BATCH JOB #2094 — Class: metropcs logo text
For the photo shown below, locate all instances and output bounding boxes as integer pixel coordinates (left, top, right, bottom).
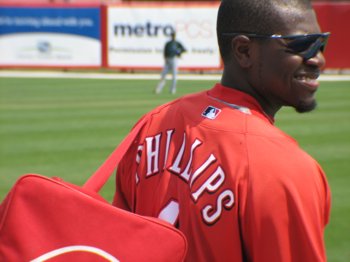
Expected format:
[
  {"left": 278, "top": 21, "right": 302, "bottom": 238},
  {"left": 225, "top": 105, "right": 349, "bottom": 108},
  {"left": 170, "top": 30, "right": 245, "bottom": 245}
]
[
  {"left": 113, "top": 21, "right": 214, "bottom": 39},
  {"left": 114, "top": 21, "right": 174, "bottom": 37}
]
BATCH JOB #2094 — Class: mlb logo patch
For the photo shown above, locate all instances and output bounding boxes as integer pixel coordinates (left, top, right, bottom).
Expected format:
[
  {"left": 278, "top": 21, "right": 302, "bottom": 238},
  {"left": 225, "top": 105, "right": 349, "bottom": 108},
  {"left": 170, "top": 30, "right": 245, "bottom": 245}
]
[{"left": 202, "top": 106, "right": 221, "bottom": 120}]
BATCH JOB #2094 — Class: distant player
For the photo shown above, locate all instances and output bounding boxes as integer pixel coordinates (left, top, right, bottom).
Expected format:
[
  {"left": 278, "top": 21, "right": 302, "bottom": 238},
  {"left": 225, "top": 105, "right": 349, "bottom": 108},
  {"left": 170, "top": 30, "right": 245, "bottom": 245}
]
[
  {"left": 155, "top": 31, "right": 186, "bottom": 94},
  {"left": 114, "top": 0, "right": 331, "bottom": 261}
]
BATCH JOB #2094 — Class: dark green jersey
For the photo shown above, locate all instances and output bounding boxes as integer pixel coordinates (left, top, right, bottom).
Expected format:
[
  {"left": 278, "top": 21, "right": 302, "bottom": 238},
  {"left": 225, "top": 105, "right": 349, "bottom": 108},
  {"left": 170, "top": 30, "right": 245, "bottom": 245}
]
[{"left": 164, "top": 40, "right": 186, "bottom": 58}]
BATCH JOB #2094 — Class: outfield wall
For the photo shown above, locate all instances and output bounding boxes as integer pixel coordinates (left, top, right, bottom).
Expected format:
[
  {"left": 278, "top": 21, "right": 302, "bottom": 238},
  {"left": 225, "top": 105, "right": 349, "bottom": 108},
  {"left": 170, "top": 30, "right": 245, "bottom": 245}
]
[
  {"left": 0, "top": 2, "right": 349, "bottom": 71},
  {"left": 313, "top": 2, "right": 350, "bottom": 69}
]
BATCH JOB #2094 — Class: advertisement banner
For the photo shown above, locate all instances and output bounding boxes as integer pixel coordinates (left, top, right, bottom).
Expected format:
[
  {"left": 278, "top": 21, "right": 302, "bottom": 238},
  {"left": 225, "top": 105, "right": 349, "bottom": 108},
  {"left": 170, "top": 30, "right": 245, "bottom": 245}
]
[
  {"left": 107, "top": 3, "right": 221, "bottom": 70},
  {"left": 0, "top": 6, "right": 101, "bottom": 67},
  {"left": 313, "top": 3, "right": 350, "bottom": 69}
]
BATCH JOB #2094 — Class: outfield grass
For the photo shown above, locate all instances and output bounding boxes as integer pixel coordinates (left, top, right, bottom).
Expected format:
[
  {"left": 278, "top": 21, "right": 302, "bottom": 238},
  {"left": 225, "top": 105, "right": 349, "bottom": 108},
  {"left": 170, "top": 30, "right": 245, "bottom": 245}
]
[{"left": 0, "top": 76, "right": 349, "bottom": 261}]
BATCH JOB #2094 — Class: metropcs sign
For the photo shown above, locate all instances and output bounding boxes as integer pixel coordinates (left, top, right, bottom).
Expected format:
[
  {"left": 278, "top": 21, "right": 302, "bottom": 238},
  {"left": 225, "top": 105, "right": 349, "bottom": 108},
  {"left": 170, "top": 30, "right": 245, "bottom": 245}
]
[
  {"left": 107, "top": 3, "right": 221, "bottom": 70},
  {"left": 113, "top": 21, "right": 175, "bottom": 37}
]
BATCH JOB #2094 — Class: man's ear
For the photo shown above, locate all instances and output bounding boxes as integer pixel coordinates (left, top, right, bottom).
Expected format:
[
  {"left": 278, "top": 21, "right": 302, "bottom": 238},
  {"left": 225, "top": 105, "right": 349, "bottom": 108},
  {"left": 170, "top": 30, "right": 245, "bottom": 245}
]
[{"left": 230, "top": 35, "right": 254, "bottom": 68}]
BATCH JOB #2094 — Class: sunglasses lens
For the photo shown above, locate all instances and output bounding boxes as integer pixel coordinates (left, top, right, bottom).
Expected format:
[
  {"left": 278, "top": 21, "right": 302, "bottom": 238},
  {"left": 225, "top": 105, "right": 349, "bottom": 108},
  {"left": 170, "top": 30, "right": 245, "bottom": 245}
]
[
  {"left": 287, "top": 34, "right": 328, "bottom": 59},
  {"left": 287, "top": 35, "right": 319, "bottom": 52}
]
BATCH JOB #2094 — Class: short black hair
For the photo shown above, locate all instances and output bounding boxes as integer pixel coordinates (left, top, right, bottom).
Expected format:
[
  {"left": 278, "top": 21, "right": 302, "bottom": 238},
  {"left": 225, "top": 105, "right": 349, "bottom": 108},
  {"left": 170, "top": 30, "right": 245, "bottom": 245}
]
[{"left": 217, "top": 0, "right": 313, "bottom": 62}]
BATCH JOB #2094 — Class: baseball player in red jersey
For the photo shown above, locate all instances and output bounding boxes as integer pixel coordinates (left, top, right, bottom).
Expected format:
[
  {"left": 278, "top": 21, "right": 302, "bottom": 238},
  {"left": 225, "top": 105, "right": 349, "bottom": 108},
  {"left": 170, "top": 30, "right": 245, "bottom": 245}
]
[{"left": 113, "top": 0, "right": 331, "bottom": 261}]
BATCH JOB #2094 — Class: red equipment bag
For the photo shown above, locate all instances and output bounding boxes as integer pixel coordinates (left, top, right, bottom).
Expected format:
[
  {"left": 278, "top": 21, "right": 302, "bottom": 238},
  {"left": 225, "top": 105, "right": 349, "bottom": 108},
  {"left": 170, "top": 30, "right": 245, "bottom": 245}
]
[{"left": 0, "top": 117, "right": 188, "bottom": 261}]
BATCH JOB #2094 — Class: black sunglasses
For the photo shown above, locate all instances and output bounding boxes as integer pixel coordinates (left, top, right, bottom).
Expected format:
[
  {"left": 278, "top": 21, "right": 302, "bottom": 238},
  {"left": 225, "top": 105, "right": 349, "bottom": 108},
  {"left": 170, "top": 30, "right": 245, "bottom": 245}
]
[{"left": 222, "top": 32, "right": 330, "bottom": 60}]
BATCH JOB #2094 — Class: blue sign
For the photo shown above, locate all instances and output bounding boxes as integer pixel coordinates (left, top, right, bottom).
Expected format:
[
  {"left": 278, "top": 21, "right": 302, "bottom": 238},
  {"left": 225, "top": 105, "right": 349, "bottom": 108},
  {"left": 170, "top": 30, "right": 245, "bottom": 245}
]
[{"left": 0, "top": 7, "right": 100, "bottom": 39}]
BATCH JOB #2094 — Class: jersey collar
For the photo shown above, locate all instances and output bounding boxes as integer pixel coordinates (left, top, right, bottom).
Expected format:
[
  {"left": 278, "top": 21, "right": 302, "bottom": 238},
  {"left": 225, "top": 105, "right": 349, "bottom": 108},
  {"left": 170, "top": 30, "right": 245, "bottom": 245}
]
[{"left": 208, "top": 83, "right": 275, "bottom": 124}]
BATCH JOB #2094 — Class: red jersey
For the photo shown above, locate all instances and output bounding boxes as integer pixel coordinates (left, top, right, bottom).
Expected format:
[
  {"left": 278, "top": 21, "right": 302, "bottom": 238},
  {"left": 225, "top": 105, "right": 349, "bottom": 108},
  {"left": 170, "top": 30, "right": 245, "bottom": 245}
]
[{"left": 113, "top": 83, "right": 331, "bottom": 261}]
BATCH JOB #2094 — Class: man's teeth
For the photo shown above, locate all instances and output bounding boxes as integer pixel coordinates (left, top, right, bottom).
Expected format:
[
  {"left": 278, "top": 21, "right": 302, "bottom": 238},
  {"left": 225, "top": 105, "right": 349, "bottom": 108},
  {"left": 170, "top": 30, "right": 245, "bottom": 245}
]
[{"left": 295, "top": 75, "right": 316, "bottom": 81}]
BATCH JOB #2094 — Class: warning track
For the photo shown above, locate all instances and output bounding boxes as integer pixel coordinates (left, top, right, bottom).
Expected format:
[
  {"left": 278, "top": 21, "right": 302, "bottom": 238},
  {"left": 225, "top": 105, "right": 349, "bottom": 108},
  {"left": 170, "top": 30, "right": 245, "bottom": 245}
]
[{"left": 0, "top": 70, "right": 349, "bottom": 81}]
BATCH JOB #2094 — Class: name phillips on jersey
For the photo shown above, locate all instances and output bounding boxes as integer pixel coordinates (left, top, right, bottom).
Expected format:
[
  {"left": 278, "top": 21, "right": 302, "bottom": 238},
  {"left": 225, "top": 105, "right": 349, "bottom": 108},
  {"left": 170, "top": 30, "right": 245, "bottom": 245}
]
[{"left": 133, "top": 127, "right": 235, "bottom": 226}]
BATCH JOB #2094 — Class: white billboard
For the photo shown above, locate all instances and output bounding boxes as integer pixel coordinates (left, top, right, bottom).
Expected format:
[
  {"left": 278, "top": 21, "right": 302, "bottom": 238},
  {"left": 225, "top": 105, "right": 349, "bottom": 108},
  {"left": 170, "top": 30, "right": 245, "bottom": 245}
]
[
  {"left": 0, "top": 33, "right": 101, "bottom": 66},
  {"left": 107, "top": 3, "right": 221, "bottom": 70},
  {"left": 0, "top": 6, "right": 101, "bottom": 68}
]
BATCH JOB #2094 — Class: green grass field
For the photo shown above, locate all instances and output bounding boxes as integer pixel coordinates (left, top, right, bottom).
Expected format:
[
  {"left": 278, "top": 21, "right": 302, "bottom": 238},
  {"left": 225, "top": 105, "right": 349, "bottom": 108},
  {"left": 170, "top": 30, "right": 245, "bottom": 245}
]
[{"left": 0, "top": 76, "right": 349, "bottom": 261}]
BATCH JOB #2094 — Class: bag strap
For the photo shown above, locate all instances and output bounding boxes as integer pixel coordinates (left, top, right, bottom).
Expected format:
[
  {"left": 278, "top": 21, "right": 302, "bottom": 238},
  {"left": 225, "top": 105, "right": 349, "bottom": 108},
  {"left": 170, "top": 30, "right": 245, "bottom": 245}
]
[{"left": 83, "top": 116, "right": 148, "bottom": 192}]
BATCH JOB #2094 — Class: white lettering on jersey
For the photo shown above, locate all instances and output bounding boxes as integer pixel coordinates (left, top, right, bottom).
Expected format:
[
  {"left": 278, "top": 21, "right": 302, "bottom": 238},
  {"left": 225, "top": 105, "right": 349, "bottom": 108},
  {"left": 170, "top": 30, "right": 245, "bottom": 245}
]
[
  {"left": 136, "top": 145, "right": 143, "bottom": 164},
  {"left": 202, "top": 189, "right": 235, "bottom": 224},
  {"left": 136, "top": 130, "right": 235, "bottom": 226},
  {"left": 145, "top": 133, "right": 161, "bottom": 176},
  {"left": 190, "top": 154, "right": 216, "bottom": 187},
  {"left": 135, "top": 145, "right": 143, "bottom": 184},
  {"left": 169, "top": 133, "right": 186, "bottom": 174},
  {"left": 192, "top": 166, "right": 225, "bottom": 202},
  {"left": 158, "top": 200, "right": 180, "bottom": 225},
  {"left": 164, "top": 129, "right": 175, "bottom": 168},
  {"left": 180, "top": 139, "right": 202, "bottom": 182}
]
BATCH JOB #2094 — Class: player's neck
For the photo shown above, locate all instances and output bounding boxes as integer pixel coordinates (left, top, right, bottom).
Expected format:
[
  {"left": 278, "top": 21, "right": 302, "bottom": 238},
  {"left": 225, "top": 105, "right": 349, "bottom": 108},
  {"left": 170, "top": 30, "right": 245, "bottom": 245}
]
[{"left": 221, "top": 71, "right": 280, "bottom": 118}]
